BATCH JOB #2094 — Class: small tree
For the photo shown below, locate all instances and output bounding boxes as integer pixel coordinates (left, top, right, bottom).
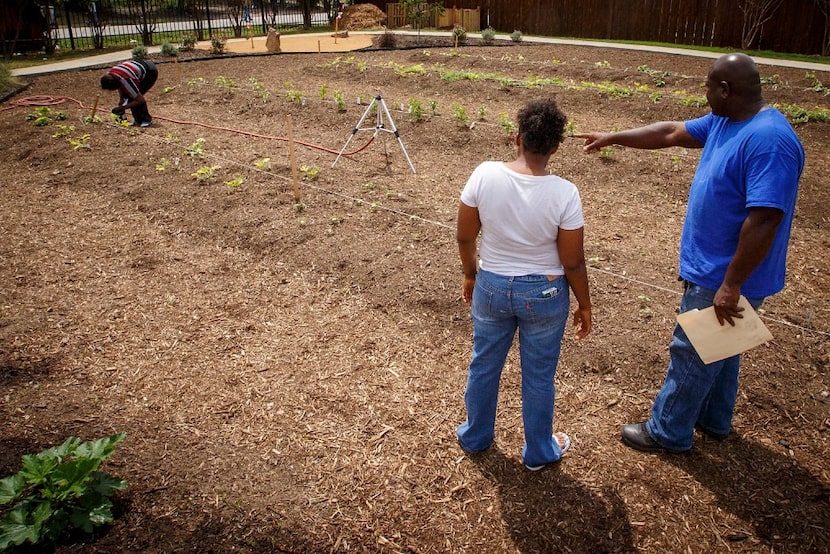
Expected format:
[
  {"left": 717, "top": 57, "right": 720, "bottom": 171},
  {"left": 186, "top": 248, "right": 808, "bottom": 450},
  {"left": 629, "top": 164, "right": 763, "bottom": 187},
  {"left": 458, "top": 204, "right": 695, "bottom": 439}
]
[
  {"left": 401, "top": 0, "right": 445, "bottom": 44},
  {"left": 738, "top": 0, "right": 783, "bottom": 50}
]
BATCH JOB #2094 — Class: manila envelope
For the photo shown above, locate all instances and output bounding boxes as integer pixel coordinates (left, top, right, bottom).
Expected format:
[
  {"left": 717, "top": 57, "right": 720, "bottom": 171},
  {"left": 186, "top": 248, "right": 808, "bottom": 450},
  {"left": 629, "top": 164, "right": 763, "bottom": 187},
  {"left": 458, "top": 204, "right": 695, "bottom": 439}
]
[{"left": 676, "top": 295, "right": 773, "bottom": 364}]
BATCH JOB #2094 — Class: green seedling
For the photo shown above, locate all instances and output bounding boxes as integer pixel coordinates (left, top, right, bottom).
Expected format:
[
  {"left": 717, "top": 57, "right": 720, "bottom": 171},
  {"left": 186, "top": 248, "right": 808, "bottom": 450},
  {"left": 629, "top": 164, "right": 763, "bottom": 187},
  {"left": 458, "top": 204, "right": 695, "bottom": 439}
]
[
  {"left": 477, "top": 105, "right": 487, "bottom": 120},
  {"left": 224, "top": 177, "right": 244, "bottom": 188},
  {"left": 451, "top": 103, "right": 469, "bottom": 126},
  {"left": 214, "top": 75, "right": 238, "bottom": 94},
  {"left": 498, "top": 112, "right": 515, "bottom": 134},
  {"left": 333, "top": 90, "right": 346, "bottom": 112},
  {"left": 185, "top": 138, "right": 206, "bottom": 157},
  {"left": 254, "top": 158, "right": 271, "bottom": 170},
  {"left": 408, "top": 98, "right": 423, "bottom": 121},
  {"left": 428, "top": 99, "right": 439, "bottom": 115},
  {"left": 67, "top": 134, "right": 91, "bottom": 150},
  {"left": 156, "top": 157, "right": 180, "bottom": 171},
  {"left": 191, "top": 164, "right": 220, "bottom": 182},
  {"left": 599, "top": 146, "right": 615, "bottom": 159},
  {"left": 250, "top": 78, "right": 270, "bottom": 101},
  {"left": 299, "top": 165, "right": 319, "bottom": 180},
  {"left": 318, "top": 84, "right": 329, "bottom": 99}
]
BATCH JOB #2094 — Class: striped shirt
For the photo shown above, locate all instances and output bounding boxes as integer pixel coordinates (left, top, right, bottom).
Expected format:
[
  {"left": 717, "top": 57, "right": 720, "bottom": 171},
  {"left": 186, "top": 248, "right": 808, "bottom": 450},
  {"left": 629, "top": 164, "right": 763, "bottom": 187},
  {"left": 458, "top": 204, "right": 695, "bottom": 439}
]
[{"left": 107, "top": 61, "right": 146, "bottom": 99}]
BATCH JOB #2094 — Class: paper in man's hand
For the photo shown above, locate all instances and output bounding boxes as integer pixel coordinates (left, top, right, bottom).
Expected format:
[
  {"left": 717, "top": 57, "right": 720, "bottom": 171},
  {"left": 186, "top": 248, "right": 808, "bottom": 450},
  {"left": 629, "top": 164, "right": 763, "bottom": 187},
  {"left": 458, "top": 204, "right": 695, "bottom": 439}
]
[{"left": 676, "top": 295, "right": 773, "bottom": 364}]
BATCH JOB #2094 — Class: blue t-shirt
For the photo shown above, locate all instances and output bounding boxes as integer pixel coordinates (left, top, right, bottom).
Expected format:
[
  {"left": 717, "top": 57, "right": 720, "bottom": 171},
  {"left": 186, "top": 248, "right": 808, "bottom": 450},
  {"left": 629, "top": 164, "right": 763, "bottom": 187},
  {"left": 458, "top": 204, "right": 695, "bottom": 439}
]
[{"left": 681, "top": 109, "right": 803, "bottom": 298}]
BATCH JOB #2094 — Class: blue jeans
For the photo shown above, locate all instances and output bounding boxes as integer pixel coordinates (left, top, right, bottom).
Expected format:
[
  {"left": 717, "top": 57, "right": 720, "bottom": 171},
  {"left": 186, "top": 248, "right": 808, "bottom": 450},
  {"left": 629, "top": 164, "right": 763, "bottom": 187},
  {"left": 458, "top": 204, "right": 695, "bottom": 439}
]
[
  {"left": 646, "top": 282, "right": 764, "bottom": 451},
  {"left": 457, "top": 269, "right": 570, "bottom": 467}
]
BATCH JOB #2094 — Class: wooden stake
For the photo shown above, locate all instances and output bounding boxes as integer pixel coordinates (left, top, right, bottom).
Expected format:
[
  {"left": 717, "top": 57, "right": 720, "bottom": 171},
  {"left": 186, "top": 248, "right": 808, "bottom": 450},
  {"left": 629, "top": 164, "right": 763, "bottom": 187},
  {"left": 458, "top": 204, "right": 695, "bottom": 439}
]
[
  {"left": 335, "top": 17, "right": 338, "bottom": 44},
  {"left": 91, "top": 94, "right": 100, "bottom": 119},
  {"left": 286, "top": 115, "right": 300, "bottom": 202},
  {"left": 317, "top": 39, "right": 321, "bottom": 54}
]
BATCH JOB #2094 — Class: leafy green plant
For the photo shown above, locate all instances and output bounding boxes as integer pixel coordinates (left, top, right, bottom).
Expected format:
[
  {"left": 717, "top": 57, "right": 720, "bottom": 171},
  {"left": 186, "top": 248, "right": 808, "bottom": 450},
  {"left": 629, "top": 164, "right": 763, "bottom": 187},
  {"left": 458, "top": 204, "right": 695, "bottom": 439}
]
[
  {"left": 299, "top": 165, "right": 320, "bottom": 180},
  {"left": 805, "top": 72, "right": 828, "bottom": 95},
  {"left": 407, "top": 98, "right": 423, "bottom": 121},
  {"left": 428, "top": 99, "right": 439, "bottom": 115},
  {"left": 477, "top": 105, "right": 487, "bottom": 120},
  {"left": 318, "top": 84, "right": 329, "bottom": 99},
  {"left": 156, "top": 157, "right": 180, "bottom": 171},
  {"left": 131, "top": 45, "right": 148, "bottom": 59},
  {"left": 509, "top": 30, "right": 523, "bottom": 42},
  {"left": 452, "top": 25, "right": 467, "bottom": 43},
  {"left": 0, "top": 433, "right": 127, "bottom": 551},
  {"left": 498, "top": 112, "right": 515, "bottom": 134},
  {"left": 285, "top": 88, "right": 304, "bottom": 103},
  {"left": 224, "top": 177, "right": 244, "bottom": 188},
  {"left": 333, "top": 90, "right": 346, "bottom": 112},
  {"left": 637, "top": 65, "right": 670, "bottom": 87},
  {"left": 192, "top": 164, "right": 220, "bottom": 182},
  {"left": 180, "top": 34, "right": 197, "bottom": 51},
  {"left": 565, "top": 120, "right": 577, "bottom": 136},
  {"left": 210, "top": 35, "right": 226, "bottom": 54},
  {"left": 599, "top": 146, "right": 615, "bottom": 160},
  {"left": 82, "top": 115, "right": 104, "bottom": 124},
  {"left": 249, "top": 78, "right": 270, "bottom": 100},
  {"left": 160, "top": 41, "right": 178, "bottom": 57},
  {"left": 185, "top": 138, "right": 206, "bottom": 157},
  {"left": 254, "top": 157, "right": 271, "bottom": 170},
  {"left": 451, "top": 103, "right": 469, "bottom": 126},
  {"left": 67, "top": 134, "right": 91, "bottom": 150},
  {"left": 214, "top": 76, "right": 238, "bottom": 94},
  {"left": 187, "top": 77, "right": 206, "bottom": 92},
  {"left": 481, "top": 27, "right": 496, "bottom": 43}
]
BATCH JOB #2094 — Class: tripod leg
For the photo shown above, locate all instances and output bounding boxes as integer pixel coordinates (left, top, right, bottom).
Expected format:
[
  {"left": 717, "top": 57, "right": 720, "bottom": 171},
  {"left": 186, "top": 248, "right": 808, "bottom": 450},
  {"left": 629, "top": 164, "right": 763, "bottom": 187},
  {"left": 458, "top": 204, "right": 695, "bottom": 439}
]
[
  {"left": 377, "top": 97, "right": 416, "bottom": 174},
  {"left": 332, "top": 97, "right": 379, "bottom": 168}
]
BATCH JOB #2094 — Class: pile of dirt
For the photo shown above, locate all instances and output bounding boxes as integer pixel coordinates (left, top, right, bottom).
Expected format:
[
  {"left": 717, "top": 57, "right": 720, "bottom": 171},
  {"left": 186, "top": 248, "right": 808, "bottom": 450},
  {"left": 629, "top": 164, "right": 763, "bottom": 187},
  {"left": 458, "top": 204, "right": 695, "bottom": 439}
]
[{"left": 340, "top": 3, "right": 386, "bottom": 30}]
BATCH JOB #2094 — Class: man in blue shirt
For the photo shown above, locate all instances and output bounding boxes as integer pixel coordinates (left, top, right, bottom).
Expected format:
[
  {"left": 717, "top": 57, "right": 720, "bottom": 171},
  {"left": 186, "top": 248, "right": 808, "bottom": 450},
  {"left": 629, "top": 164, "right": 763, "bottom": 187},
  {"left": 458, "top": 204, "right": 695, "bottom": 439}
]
[{"left": 577, "top": 53, "right": 804, "bottom": 453}]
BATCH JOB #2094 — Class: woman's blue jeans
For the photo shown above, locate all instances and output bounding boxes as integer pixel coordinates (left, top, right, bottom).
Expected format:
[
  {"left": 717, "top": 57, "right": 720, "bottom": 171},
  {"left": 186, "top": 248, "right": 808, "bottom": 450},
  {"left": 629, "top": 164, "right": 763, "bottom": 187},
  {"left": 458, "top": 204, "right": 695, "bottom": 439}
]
[
  {"left": 457, "top": 269, "right": 570, "bottom": 467},
  {"left": 646, "top": 282, "right": 764, "bottom": 451}
]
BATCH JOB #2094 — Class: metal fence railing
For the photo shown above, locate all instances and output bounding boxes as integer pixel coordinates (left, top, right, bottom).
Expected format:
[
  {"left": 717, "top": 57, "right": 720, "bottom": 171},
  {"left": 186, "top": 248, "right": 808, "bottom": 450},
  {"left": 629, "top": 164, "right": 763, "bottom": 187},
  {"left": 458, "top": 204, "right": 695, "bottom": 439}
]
[{"left": 11, "top": 1, "right": 338, "bottom": 53}]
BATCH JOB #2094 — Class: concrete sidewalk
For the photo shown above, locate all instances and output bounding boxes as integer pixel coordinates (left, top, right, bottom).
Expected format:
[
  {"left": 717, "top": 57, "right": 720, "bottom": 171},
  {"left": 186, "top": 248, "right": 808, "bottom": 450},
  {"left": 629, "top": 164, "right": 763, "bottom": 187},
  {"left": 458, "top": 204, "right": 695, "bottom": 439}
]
[{"left": 11, "top": 31, "right": 830, "bottom": 77}]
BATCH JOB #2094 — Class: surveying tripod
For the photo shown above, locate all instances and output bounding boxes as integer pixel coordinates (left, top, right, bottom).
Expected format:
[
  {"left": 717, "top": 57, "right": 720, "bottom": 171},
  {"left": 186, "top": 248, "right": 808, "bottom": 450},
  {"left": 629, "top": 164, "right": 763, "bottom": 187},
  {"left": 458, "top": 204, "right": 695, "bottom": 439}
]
[{"left": 332, "top": 94, "right": 416, "bottom": 174}]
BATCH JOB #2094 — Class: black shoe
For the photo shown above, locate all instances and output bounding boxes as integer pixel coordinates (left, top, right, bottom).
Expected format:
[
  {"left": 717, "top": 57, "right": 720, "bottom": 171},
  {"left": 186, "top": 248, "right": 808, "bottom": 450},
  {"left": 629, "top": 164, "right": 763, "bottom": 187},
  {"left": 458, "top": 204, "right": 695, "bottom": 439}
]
[
  {"left": 621, "top": 422, "right": 665, "bottom": 453},
  {"left": 695, "top": 424, "right": 729, "bottom": 441}
]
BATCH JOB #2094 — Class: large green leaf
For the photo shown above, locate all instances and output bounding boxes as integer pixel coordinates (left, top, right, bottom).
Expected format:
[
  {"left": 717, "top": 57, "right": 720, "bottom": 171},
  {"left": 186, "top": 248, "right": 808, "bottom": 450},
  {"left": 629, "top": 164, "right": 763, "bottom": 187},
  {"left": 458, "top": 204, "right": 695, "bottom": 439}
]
[
  {"left": 50, "top": 458, "right": 99, "bottom": 501},
  {"left": 73, "top": 433, "right": 126, "bottom": 462},
  {"left": 91, "top": 472, "right": 128, "bottom": 496},
  {"left": 19, "top": 454, "right": 58, "bottom": 486},
  {"left": 37, "top": 436, "right": 82, "bottom": 463},
  {"left": 0, "top": 505, "right": 43, "bottom": 549},
  {"left": 0, "top": 474, "right": 26, "bottom": 504}
]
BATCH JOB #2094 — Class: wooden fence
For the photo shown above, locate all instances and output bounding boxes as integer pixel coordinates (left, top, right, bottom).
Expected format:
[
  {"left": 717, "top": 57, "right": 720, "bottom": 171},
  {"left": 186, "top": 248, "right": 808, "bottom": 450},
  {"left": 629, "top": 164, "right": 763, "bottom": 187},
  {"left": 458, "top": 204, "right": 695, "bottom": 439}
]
[
  {"left": 360, "top": 0, "right": 828, "bottom": 56},
  {"left": 386, "top": 3, "right": 480, "bottom": 31}
]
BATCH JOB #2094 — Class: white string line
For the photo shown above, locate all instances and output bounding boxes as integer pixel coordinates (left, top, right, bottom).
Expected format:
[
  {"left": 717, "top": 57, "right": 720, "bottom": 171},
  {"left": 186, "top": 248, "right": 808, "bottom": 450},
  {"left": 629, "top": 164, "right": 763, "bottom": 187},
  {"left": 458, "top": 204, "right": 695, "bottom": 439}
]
[{"left": 127, "top": 121, "right": 828, "bottom": 339}]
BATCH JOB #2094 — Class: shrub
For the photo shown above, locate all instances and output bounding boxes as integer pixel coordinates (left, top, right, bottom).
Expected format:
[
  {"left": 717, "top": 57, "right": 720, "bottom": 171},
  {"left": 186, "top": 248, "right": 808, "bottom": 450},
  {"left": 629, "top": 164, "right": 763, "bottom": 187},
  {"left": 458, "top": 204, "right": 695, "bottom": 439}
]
[
  {"left": 210, "top": 35, "right": 226, "bottom": 54},
  {"left": 0, "top": 433, "right": 128, "bottom": 551},
  {"left": 131, "top": 44, "right": 148, "bottom": 59},
  {"left": 510, "top": 30, "right": 523, "bottom": 42},
  {"left": 180, "top": 34, "right": 197, "bottom": 51},
  {"left": 481, "top": 27, "right": 496, "bottom": 43},
  {"left": 452, "top": 25, "right": 467, "bottom": 43},
  {"left": 160, "top": 41, "right": 178, "bottom": 57}
]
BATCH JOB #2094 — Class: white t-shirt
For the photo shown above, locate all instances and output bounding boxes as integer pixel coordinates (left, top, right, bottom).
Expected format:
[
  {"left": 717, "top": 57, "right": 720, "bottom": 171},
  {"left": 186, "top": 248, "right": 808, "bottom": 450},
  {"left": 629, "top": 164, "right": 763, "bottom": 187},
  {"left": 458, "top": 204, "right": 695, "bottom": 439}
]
[{"left": 460, "top": 161, "right": 584, "bottom": 276}]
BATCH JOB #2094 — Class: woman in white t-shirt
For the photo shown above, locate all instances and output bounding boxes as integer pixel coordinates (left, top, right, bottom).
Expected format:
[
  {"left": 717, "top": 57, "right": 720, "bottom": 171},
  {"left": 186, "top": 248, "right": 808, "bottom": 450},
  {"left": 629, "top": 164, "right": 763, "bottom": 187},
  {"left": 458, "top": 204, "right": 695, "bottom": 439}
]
[{"left": 456, "top": 98, "right": 592, "bottom": 471}]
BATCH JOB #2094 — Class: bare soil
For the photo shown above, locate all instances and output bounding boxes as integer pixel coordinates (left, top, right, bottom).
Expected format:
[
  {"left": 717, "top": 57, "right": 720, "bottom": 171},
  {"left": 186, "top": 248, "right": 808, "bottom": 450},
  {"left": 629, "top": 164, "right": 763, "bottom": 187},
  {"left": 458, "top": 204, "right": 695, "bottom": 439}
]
[{"left": 1, "top": 35, "right": 829, "bottom": 553}]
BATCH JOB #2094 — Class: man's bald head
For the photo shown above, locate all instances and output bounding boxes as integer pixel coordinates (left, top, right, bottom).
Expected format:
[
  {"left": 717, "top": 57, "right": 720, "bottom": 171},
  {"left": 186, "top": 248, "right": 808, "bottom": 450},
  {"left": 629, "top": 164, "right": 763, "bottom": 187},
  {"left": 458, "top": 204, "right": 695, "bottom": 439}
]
[{"left": 705, "top": 53, "right": 765, "bottom": 120}]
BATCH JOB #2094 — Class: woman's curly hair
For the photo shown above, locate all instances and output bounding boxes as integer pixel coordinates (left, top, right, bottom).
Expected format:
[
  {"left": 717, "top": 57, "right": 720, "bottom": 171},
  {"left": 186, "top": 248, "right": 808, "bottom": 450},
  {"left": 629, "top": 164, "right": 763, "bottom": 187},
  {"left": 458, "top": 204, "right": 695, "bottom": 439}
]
[{"left": 517, "top": 98, "right": 567, "bottom": 154}]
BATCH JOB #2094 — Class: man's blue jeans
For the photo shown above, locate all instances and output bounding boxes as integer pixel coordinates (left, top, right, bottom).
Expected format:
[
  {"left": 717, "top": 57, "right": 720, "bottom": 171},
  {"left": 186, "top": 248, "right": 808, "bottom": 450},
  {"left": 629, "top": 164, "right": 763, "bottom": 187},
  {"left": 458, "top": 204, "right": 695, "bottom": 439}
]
[
  {"left": 646, "top": 282, "right": 764, "bottom": 451},
  {"left": 457, "top": 269, "right": 570, "bottom": 467}
]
